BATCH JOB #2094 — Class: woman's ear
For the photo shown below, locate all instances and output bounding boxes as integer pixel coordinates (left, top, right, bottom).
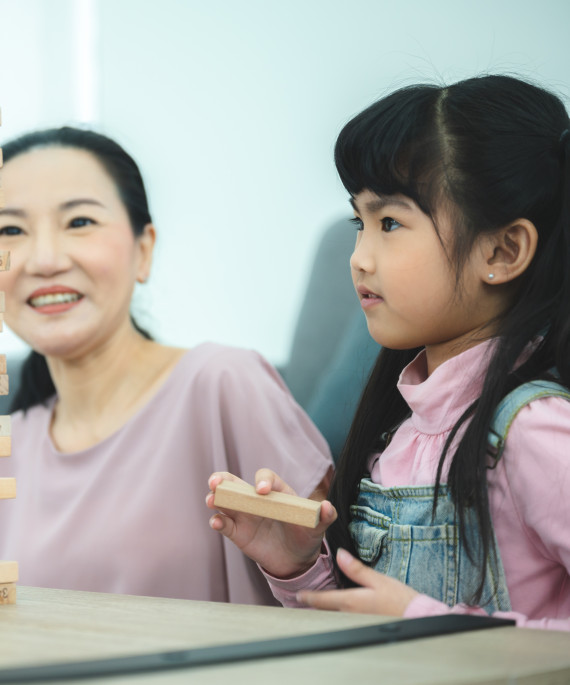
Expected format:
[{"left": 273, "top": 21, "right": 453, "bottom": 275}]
[
  {"left": 479, "top": 219, "right": 538, "bottom": 285},
  {"left": 136, "top": 223, "right": 157, "bottom": 284}
]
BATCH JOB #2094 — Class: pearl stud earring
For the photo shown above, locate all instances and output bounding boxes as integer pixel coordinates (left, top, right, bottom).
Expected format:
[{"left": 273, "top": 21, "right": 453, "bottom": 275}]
[{"left": 488, "top": 274, "right": 495, "bottom": 280}]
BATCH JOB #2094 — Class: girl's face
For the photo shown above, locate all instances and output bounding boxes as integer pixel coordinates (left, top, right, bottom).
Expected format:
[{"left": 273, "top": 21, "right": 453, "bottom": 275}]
[
  {"left": 0, "top": 146, "right": 154, "bottom": 359},
  {"left": 350, "top": 189, "right": 496, "bottom": 373}
]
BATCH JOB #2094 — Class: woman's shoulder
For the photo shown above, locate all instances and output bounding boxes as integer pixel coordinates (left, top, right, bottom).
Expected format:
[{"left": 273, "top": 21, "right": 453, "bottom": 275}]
[
  {"left": 156, "top": 343, "right": 289, "bottom": 411},
  {"left": 183, "top": 342, "right": 283, "bottom": 386},
  {"left": 11, "top": 398, "right": 55, "bottom": 427}
]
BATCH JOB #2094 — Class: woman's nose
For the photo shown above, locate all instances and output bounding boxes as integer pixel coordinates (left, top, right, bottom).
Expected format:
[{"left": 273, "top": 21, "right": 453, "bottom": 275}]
[{"left": 24, "top": 229, "right": 72, "bottom": 277}]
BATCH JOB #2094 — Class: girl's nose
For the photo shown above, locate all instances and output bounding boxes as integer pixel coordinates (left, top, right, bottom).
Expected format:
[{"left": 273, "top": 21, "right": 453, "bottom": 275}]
[{"left": 350, "top": 233, "right": 376, "bottom": 274}]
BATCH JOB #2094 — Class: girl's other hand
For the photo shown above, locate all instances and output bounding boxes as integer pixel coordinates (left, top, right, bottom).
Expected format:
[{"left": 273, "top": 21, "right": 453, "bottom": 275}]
[
  {"left": 206, "top": 469, "right": 337, "bottom": 579},
  {"left": 297, "top": 548, "right": 418, "bottom": 615}
]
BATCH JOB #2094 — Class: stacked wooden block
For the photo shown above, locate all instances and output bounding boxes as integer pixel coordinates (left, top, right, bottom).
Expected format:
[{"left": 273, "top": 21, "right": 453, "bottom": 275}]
[{"left": 0, "top": 107, "right": 16, "bottom": 604}]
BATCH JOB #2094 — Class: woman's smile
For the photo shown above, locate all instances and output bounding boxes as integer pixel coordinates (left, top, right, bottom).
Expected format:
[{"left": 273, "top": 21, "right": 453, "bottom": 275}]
[{"left": 27, "top": 286, "right": 84, "bottom": 315}]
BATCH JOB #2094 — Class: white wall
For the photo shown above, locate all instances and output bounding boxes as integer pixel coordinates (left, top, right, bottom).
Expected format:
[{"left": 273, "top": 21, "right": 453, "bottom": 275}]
[{"left": 1, "top": 0, "right": 569, "bottom": 363}]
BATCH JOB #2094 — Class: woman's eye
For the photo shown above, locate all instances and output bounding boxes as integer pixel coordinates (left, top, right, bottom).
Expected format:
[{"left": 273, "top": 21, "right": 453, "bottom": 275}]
[
  {"left": 69, "top": 217, "right": 95, "bottom": 228},
  {"left": 0, "top": 226, "right": 23, "bottom": 236},
  {"left": 349, "top": 217, "right": 364, "bottom": 231},
  {"left": 381, "top": 217, "right": 401, "bottom": 232}
]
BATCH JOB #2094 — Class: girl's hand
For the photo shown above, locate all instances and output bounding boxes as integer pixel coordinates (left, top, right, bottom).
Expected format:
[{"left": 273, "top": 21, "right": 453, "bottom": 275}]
[
  {"left": 298, "top": 548, "right": 419, "bottom": 615},
  {"left": 206, "top": 469, "right": 337, "bottom": 579}
]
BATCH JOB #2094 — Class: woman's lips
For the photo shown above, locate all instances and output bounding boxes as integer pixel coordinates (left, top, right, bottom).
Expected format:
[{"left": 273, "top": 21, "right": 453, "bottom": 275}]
[{"left": 27, "top": 287, "right": 84, "bottom": 314}]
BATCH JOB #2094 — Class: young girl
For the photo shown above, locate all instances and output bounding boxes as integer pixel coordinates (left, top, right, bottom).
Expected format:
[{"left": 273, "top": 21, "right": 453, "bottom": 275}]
[{"left": 207, "top": 74, "right": 570, "bottom": 630}]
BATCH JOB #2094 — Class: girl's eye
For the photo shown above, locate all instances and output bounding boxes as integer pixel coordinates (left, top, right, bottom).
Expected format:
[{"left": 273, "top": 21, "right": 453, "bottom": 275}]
[
  {"left": 350, "top": 217, "right": 364, "bottom": 231},
  {"left": 69, "top": 217, "right": 95, "bottom": 228},
  {"left": 0, "top": 226, "right": 23, "bottom": 236},
  {"left": 381, "top": 217, "right": 401, "bottom": 232}
]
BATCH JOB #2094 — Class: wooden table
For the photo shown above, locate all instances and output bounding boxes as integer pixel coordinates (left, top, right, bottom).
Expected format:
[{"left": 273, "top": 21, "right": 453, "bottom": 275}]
[{"left": 0, "top": 587, "right": 568, "bottom": 684}]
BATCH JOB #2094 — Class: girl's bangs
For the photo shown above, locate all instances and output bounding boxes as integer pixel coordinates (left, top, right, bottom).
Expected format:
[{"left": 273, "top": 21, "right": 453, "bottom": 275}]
[{"left": 334, "top": 85, "right": 444, "bottom": 217}]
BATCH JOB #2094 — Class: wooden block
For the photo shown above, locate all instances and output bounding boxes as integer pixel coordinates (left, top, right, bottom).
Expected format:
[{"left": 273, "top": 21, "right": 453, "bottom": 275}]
[
  {"left": 0, "top": 291, "right": 5, "bottom": 312},
  {"left": 0, "top": 415, "right": 11, "bottom": 436},
  {"left": 0, "top": 561, "right": 18, "bottom": 584},
  {"left": 214, "top": 480, "right": 321, "bottom": 528},
  {"left": 0, "top": 436, "right": 10, "bottom": 457},
  {"left": 0, "top": 354, "right": 6, "bottom": 374},
  {"left": 0, "top": 252, "right": 9, "bottom": 271},
  {"left": 0, "top": 583, "right": 16, "bottom": 605},
  {"left": 0, "top": 478, "right": 16, "bottom": 499},
  {"left": 0, "top": 375, "right": 8, "bottom": 395}
]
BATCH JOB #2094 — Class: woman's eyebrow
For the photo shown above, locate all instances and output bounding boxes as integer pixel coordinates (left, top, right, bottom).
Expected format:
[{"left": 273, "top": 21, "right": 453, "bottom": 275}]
[
  {"left": 59, "top": 198, "right": 107, "bottom": 211},
  {"left": 0, "top": 207, "right": 25, "bottom": 217},
  {"left": 349, "top": 195, "right": 414, "bottom": 213},
  {"left": 0, "top": 199, "right": 107, "bottom": 217}
]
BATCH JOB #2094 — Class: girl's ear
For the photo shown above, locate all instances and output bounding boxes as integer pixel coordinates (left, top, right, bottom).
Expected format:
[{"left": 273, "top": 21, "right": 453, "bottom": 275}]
[{"left": 480, "top": 219, "right": 538, "bottom": 285}]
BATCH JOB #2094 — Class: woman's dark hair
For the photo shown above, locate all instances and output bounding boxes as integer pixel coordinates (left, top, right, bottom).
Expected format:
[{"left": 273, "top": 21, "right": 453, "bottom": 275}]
[
  {"left": 3, "top": 127, "right": 154, "bottom": 412},
  {"left": 327, "top": 74, "right": 570, "bottom": 604}
]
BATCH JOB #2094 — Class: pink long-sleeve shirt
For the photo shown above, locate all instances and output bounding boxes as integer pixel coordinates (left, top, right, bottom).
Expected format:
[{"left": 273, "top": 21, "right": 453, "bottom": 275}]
[{"left": 267, "top": 341, "right": 570, "bottom": 630}]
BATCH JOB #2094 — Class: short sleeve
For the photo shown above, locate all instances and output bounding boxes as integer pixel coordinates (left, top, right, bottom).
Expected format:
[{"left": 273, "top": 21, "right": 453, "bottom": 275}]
[
  {"left": 191, "top": 345, "right": 333, "bottom": 605},
  {"left": 196, "top": 345, "right": 333, "bottom": 497}
]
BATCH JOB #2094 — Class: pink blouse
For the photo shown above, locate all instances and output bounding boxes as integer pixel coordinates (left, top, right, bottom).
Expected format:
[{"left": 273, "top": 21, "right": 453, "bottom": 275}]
[
  {"left": 0, "top": 343, "right": 332, "bottom": 605},
  {"left": 266, "top": 342, "right": 570, "bottom": 630}
]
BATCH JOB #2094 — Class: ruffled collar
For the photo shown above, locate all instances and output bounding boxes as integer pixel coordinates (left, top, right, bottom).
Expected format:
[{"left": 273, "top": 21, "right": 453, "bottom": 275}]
[{"left": 397, "top": 340, "right": 495, "bottom": 435}]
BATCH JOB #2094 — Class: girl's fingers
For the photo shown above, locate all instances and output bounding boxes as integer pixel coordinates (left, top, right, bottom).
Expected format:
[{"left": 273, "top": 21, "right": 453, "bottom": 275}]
[
  {"left": 319, "top": 500, "right": 338, "bottom": 526},
  {"left": 254, "top": 468, "right": 296, "bottom": 495},
  {"left": 335, "top": 548, "right": 379, "bottom": 587},
  {"left": 208, "top": 512, "right": 237, "bottom": 540},
  {"left": 297, "top": 588, "right": 366, "bottom": 613},
  {"left": 208, "top": 471, "right": 246, "bottom": 492}
]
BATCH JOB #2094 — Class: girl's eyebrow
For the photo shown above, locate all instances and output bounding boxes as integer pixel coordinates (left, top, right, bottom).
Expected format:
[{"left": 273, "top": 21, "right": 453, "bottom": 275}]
[{"left": 349, "top": 195, "right": 414, "bottom": 214}]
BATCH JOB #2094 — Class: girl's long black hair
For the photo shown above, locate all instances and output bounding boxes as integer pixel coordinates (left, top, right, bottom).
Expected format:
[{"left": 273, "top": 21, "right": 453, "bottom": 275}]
[
  {"left": 327, "top": 75, "right": 570, "bottom": 604},
  {"left": 3, "top": 127, "right": 154, "bottom": 413}
]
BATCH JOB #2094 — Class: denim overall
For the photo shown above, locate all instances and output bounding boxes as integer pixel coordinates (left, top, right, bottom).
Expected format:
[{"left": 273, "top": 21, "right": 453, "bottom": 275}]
[{"left": 348, "top": 380, "right": 570, "bottom": 611}]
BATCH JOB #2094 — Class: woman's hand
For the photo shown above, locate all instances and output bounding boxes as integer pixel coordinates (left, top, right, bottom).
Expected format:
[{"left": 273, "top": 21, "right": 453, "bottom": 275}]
[
  {"left": 298, "top": 548, "right": 419, "bottom": 615},
  {"left": 206, "top": 468, "right": 337, "bottom": 579}
]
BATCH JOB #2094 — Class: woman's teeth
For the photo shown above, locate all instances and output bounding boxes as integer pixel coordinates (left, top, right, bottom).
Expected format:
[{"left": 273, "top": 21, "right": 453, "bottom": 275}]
[{"left": 30, "top": 293, "right": 81, "bottom": 307}]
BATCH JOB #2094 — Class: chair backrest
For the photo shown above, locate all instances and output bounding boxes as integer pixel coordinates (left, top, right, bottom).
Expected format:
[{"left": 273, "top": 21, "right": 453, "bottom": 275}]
[
  {"left": 280, "top": 217, "right": 361, "bottom": 407},
  {"left": 280, "top": 218, "right": 379, "bottom": 460}
]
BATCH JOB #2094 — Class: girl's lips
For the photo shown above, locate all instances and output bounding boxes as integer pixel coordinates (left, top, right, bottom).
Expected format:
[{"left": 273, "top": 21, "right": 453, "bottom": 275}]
[
  {"left": 356, "top": 284, "right": 384, "bottom": 308},
  {"left": 360, "top": 292, "right": 384, "bottom": 309}
]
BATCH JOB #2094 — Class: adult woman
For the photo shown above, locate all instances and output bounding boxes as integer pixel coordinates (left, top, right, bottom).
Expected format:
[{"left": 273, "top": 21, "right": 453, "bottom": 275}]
[{"left": 0, "top": 127, "right": 332, "bottom": 604}]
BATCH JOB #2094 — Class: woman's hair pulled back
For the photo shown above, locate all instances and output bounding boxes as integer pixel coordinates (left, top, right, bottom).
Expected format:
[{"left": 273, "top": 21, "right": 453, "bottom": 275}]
[
  {"left": 3, "top": 127, "right": 154, "bottom": 412},
  {"left": 2, "top": 127, "right": 152, "bottom": 236}
]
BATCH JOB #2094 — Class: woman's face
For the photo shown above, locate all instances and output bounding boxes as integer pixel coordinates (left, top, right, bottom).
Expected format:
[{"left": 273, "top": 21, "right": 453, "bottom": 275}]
[{"left": 0, "top": 146, "right": 154, "bottom": 359}]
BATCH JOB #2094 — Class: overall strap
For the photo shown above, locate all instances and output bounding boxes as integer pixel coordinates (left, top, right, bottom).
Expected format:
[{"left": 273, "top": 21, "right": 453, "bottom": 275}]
[{"left": 488, "top": 380, "right": 570, "bottom": 465}]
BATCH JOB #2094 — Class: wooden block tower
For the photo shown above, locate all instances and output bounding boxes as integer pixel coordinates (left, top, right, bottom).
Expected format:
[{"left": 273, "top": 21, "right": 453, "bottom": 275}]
[{"left": 0, "top": 107, "right": 16, "bottom": 604}]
